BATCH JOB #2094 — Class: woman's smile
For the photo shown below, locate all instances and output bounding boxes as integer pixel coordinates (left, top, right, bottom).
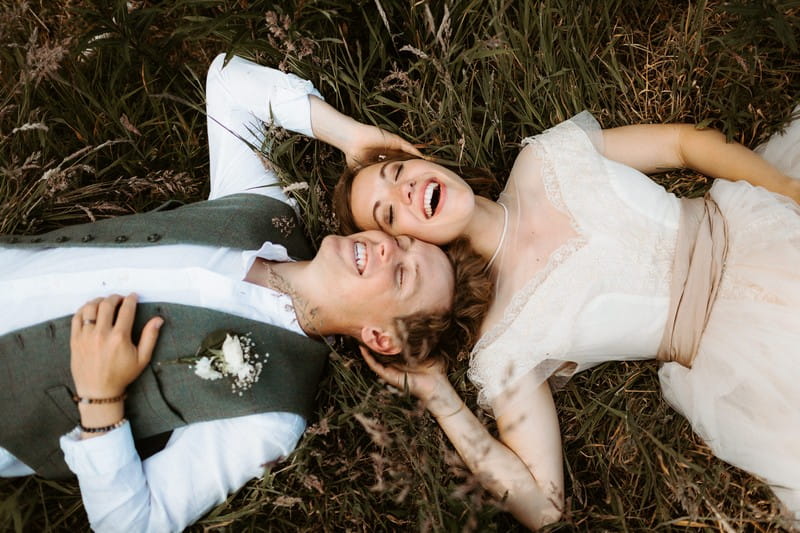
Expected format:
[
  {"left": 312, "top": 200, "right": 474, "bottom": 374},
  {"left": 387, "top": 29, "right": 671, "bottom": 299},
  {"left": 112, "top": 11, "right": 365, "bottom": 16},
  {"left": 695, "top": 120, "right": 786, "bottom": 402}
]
[
  {"left": 350, "top": 158, "right": 475, "bottom": 244},
  {"left": 422, "top": 179, "right": 444, "bottom": 218}
]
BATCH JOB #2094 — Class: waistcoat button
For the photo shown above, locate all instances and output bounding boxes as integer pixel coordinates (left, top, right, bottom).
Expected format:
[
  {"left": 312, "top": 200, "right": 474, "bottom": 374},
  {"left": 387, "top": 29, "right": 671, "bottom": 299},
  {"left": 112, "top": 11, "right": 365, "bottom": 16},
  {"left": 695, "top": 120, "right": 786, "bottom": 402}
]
[
  {"left": 146, "top": 233, "right": 162, "bottom": 242},
  {"left": 82, "top": 234, "right": 94, "bottom": 242},
  {"left": 115, "top": 235, "right": 128, "bottom": 243},
  {"left": 55, "top": 236, "right": 69, "bottom": 242}
]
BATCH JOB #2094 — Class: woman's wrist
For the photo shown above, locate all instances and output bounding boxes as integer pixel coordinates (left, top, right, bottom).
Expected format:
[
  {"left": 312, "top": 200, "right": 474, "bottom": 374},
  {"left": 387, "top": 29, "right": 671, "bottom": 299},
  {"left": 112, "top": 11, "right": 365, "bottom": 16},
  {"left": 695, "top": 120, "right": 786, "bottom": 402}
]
[{"left": 425, "top": 380, "right": 465, "bottom": 418}]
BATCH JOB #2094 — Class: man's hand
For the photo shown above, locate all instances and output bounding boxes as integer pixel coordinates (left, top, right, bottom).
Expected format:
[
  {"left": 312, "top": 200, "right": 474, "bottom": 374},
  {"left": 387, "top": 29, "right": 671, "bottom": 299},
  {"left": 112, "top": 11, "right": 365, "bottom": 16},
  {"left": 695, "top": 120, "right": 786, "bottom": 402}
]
[{"left": 70, "top": 293, "right": 163, "bottom": 399}]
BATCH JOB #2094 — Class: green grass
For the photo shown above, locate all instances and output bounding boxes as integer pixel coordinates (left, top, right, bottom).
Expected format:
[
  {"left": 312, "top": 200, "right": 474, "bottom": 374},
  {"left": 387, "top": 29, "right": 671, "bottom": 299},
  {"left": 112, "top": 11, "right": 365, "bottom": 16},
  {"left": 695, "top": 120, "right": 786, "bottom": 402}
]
[{"left": 2, "top": 0, "right": 799, "bottom": 531}]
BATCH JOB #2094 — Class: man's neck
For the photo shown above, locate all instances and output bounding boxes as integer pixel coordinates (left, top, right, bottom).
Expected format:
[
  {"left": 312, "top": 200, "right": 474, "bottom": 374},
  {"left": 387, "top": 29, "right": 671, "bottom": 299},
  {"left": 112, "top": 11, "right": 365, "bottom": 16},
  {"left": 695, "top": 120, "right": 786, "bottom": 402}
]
[{"left": 244, "top": 257, "right": 333, "bottom": 337}]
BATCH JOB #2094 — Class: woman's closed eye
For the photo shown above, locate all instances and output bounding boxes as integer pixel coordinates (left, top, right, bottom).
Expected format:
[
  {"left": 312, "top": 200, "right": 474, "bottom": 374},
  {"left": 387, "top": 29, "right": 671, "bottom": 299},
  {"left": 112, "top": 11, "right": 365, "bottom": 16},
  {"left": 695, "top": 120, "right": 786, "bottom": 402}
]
[{"left": 385, "top": 205, "right": 394, "bottom": 227}]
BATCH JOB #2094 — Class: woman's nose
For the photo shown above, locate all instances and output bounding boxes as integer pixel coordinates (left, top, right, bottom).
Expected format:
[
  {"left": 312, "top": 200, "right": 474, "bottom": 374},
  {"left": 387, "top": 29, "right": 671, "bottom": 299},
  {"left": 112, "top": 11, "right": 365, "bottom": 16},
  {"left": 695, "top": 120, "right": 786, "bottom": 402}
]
[{"left": 395, "top": 180, "right": 414, "bottom": 205}]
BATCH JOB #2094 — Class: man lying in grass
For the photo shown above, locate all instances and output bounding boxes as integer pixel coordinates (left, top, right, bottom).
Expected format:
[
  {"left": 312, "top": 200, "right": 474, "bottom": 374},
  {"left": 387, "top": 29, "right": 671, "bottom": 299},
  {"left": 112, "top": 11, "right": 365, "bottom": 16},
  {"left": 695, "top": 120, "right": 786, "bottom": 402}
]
[{"left": 0, "top": 54, "right": 489, "bottom": 531}]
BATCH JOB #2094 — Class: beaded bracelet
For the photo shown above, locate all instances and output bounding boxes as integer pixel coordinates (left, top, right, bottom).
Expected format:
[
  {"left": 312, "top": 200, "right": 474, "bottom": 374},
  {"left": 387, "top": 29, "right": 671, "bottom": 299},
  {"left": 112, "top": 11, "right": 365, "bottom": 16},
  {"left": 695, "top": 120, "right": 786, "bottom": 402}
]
[
  {"left": 72, "top": 393, "right": 127, "bottom": 405},
  {"left": 80, "top": 418, "right": 127, "bottom": 434}
]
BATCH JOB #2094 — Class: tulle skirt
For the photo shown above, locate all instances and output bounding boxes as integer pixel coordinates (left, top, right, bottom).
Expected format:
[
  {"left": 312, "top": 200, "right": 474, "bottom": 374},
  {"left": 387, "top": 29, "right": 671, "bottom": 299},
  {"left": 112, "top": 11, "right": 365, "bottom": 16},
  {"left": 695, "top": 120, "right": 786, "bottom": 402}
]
[{"left": 659, "top": 116, "right": 800, "bottom": 523}]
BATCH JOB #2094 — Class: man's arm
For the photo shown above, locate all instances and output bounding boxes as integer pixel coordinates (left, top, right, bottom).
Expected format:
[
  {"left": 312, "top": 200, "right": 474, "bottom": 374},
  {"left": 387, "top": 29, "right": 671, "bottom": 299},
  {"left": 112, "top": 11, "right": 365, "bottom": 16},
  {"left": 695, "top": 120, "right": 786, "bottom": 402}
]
[
  {"left": 206, "top": 54, "right": 420, "bottom": 201},
  {"left": 61, "top": 411, "right": 303, "bottom": 532},
  {"left": 206, "top": 54, "right": 322, "bottom": 201},
  {"left": 62, "top": 294, "right": 304, "bottom": 532}
]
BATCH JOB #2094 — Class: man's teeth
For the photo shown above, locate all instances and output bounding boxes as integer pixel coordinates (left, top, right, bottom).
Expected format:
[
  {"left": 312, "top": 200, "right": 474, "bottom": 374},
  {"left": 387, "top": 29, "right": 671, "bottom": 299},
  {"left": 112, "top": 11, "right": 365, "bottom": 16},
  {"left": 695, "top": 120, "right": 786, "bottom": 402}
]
[
  {"left": 354, "top": 242, "right": 366, "bottom": 274},
  {"left": 424, "top": 182, "right": 440, "bottom": 218}
]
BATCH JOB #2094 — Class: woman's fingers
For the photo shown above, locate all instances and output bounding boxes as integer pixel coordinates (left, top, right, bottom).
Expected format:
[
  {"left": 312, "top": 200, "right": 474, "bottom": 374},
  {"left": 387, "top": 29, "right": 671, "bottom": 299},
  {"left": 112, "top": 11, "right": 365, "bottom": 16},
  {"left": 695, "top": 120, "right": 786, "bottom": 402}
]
[
  {"left": 71, "top": 297, "right": 103, "bottom": 345},
  {"left": 70, "top": 293, "right": 162, "bottom": 397},
  {"left": 359, "top": 346, "right": 386, "bottom": 374},
  {"left": 359, "top": 346, "right": 411, "bottom": 389},
  {"left": 359, "top": 346, "right": 396, "bottom": 379}
]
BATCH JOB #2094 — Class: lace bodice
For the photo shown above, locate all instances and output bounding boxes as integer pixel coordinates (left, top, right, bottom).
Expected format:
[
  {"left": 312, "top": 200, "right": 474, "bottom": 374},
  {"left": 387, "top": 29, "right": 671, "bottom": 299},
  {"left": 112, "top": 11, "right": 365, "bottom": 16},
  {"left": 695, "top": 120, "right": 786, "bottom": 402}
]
[{"left": 469, "top": 113, "right": 682, "bottom": 408}]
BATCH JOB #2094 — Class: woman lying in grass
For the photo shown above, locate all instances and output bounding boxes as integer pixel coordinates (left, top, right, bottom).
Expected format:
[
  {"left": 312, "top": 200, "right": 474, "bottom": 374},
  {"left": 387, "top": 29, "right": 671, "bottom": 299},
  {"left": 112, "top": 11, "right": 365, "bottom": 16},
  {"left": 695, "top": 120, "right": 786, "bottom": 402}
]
[{"left": 333, "top": 110, "right": 800, "bottom": 529}]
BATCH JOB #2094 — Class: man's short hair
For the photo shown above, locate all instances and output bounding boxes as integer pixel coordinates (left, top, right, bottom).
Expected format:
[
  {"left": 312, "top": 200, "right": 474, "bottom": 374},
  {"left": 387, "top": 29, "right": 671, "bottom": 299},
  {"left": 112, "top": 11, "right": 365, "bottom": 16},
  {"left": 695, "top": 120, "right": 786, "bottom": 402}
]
[{"left": 371, "top": 237, "right": 494, "bottom": 369}]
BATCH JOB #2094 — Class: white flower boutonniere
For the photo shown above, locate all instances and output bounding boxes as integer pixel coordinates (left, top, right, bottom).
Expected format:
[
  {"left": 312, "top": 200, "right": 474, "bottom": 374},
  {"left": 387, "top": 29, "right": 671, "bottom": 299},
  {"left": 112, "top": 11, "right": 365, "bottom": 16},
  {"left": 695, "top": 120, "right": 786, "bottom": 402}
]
[{"left": 191, "top": 332, "right": 269, "bottom": 395}]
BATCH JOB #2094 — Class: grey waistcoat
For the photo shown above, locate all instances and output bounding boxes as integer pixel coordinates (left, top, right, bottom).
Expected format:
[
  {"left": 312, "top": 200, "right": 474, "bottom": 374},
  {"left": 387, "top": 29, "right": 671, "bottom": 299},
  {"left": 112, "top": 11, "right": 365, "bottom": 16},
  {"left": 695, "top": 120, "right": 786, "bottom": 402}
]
[{"left": 0, "top": 194, "right": 329, "bottom": 479}]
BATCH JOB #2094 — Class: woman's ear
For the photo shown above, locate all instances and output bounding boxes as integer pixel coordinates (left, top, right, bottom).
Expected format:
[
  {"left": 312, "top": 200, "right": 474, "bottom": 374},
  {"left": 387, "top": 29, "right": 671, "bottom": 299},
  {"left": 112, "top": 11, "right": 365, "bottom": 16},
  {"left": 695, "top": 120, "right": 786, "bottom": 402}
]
[{"left": 360, "top": 325, "right": 402, "bottom": 355}]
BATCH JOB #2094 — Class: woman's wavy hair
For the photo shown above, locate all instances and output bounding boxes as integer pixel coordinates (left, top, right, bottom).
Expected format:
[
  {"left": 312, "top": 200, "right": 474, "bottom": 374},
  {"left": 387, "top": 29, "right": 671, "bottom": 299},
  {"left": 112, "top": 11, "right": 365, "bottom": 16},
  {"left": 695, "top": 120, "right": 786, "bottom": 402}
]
[
  {"left": 367, "top": 236, "right": 494, "bottom": 371},
  {"left": 333, "top": 149, "right": 498, "bottom": 236}
]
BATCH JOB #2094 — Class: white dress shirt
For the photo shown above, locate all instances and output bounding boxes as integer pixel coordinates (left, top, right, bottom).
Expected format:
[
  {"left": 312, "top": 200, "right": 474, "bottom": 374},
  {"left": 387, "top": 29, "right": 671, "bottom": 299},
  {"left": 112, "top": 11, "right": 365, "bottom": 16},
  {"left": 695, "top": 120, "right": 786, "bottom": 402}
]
[{"left": 0, "top": 54, "right": 322, "bottom": 532}]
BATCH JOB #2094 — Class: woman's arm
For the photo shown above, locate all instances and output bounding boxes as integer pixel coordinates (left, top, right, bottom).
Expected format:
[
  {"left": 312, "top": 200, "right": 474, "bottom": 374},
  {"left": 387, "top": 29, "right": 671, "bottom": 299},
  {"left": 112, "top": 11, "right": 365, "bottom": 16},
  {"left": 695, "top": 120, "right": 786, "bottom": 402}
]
[
  {"left": 69, "top": 294, "right": 161, "bottom": 439},
  {"left": 601, "top": 124, "right": 800, "bottom": 203},
  {"left": 361, "top": 350, "right": 564, "bottom": 530}
]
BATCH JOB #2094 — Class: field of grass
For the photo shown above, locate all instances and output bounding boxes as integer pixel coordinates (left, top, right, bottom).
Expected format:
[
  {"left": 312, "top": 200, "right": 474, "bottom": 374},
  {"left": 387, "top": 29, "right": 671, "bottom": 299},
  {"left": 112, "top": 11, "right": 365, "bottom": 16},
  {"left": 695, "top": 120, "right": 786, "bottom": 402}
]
[{"left": 1, "top": 0, "right": 799, "bottom": 531}]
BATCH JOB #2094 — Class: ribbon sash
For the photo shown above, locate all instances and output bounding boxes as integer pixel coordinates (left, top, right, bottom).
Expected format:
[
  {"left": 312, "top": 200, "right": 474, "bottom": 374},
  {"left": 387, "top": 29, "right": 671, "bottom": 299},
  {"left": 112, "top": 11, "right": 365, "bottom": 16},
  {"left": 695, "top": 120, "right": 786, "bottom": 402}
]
[{"left": 657, "top": 194, "right": 729, "bottom": 368}]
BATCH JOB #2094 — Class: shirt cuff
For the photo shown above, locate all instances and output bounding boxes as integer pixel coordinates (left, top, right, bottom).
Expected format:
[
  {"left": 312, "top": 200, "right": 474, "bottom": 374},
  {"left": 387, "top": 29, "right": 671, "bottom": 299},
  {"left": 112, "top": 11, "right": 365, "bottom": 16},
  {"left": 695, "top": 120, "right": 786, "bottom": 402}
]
[{"left": 60, "top": 421, "right": 138, "bottom": 477}]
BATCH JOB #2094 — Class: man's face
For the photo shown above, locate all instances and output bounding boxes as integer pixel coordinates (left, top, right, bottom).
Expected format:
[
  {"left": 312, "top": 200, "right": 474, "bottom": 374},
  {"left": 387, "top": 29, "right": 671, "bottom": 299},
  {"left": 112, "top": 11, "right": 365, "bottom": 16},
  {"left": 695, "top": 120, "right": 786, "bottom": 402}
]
[{"left": 315, "top": 231, "right": 455, "bottom": 349}]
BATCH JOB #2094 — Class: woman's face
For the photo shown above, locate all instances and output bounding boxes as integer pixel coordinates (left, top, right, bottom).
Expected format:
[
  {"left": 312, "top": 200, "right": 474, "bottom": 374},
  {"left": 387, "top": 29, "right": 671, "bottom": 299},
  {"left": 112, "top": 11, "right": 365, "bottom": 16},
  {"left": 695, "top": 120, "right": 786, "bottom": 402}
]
[{"left": 349, "top": 159, "right": 476, "bottom": 245}]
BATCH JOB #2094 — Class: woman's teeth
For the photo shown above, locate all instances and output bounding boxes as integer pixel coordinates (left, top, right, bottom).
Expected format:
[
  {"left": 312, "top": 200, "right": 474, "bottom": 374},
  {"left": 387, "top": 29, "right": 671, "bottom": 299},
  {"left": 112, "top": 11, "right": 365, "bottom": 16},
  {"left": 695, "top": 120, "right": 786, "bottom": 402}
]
[
  {"left": 424, "top": 182, "right": 440, "bottom": 218},
  {"left": 354, "top": 242, "right": 366, "bottom": 274}
]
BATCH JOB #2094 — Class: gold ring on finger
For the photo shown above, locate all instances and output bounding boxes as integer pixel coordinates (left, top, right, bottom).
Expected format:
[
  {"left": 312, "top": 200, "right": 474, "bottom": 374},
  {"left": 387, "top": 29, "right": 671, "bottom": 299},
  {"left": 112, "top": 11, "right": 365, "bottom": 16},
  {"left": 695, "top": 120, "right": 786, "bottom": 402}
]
[{"left": 82, "top": 318, "right": 97, "bottom": 326}]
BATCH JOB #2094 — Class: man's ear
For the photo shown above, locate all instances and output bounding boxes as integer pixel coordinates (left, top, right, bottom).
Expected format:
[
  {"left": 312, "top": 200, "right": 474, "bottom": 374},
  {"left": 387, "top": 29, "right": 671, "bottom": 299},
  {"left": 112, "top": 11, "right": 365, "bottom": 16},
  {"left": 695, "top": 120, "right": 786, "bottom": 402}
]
[{"left": 360, "top": 325, "right": 402, "bottom": 356}]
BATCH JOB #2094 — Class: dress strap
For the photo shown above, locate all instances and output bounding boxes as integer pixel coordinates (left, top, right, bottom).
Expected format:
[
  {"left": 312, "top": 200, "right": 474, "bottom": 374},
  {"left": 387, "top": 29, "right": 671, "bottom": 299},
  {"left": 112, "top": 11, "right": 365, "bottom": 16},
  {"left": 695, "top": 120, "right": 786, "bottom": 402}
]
[{"left": 657, "top": 194, "right": 729, "bottom": 368}]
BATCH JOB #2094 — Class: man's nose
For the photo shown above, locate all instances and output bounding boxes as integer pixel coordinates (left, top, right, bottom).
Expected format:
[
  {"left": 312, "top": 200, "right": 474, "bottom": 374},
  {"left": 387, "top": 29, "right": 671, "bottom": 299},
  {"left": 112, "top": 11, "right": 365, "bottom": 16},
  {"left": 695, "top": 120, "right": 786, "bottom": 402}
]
[{"left": 376, "top": 235, "right": 398, "bottom": 261}]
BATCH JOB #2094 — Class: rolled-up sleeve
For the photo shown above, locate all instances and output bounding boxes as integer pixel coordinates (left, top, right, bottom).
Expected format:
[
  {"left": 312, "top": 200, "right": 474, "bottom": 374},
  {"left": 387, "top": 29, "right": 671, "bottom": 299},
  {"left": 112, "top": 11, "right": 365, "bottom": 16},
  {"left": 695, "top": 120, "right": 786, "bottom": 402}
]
[
  {"left": 205, "top": 54, "right": 322, "bottom": 201},
  {"left": 61, "top": 412, "right": 305, "bottom": 532}
]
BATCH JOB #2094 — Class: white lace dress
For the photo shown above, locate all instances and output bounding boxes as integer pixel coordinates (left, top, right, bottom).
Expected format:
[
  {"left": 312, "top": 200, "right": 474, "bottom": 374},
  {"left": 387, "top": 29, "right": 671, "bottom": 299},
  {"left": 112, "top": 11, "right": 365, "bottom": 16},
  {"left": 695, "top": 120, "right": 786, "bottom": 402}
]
[{"left": 468, "top": 112, "right": 800, "bottom": 518}]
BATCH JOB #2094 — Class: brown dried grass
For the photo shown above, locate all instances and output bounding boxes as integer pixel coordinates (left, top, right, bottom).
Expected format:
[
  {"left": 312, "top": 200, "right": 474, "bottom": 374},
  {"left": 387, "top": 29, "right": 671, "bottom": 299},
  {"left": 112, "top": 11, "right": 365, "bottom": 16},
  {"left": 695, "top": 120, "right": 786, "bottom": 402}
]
[{"left": 1, "top": 0, "right": 798, "bottom": 531}]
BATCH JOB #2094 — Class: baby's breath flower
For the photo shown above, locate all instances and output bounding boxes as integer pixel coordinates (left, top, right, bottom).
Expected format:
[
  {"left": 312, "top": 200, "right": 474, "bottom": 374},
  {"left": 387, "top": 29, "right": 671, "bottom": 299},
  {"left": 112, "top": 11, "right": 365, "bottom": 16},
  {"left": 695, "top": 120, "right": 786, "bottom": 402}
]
[{"left": 191, "top": 333, "right": 267, "bottom": 394}]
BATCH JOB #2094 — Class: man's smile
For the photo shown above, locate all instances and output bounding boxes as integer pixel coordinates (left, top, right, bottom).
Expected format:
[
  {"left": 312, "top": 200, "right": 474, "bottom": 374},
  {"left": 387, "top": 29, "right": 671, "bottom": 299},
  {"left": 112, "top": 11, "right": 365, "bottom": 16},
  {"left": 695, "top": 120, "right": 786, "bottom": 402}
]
[{"left": 354, "top": 241, "right": 367, "bottom": 274}]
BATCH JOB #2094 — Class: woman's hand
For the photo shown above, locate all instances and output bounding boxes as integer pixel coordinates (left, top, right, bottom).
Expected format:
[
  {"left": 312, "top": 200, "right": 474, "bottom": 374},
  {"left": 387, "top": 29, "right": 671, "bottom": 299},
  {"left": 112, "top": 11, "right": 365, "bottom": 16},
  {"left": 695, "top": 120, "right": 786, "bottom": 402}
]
[
  {"left": 359, "top": 347, "right": 461, "bottom": 416},
  {"left": 70, "top": 293, "right": 163, "bottom": 399}
]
